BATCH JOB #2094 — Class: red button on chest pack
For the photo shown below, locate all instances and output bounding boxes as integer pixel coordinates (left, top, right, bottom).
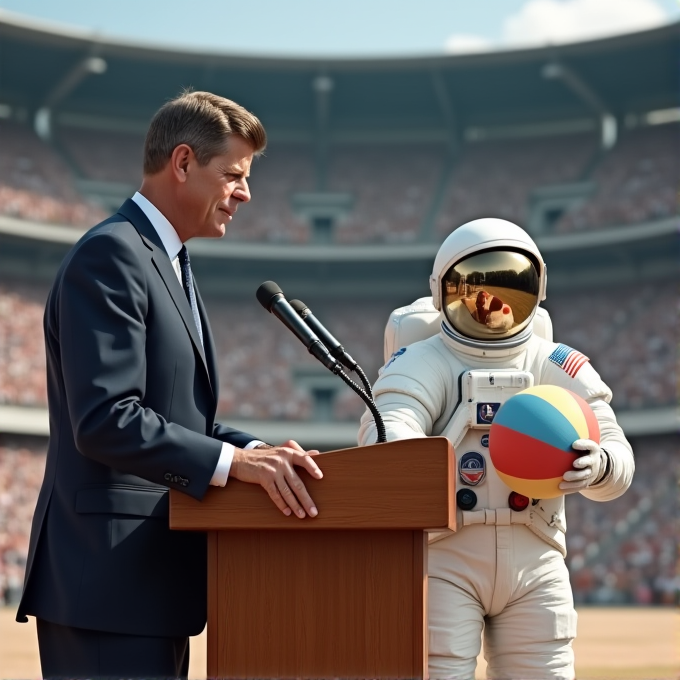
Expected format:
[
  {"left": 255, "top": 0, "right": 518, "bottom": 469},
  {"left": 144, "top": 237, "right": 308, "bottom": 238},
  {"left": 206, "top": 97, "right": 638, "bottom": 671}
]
[{"left": 508, "top": 491, "right": 530, "bottom": 511}]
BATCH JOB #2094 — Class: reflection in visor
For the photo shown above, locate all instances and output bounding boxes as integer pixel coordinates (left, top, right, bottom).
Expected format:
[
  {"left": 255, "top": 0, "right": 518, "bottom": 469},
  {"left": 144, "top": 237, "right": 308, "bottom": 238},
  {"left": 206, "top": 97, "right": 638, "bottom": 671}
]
[{"left": 442, "top": 249, "right": 540, "bottom": 341}]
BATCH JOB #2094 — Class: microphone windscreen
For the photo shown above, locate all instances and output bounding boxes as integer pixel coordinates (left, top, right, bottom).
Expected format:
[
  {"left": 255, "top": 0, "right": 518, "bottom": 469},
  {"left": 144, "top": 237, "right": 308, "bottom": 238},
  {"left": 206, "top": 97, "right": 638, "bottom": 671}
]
[
  {"left": 289, "top": 299, "right": 309, "bottom": 315},
  {"left": 256, "top": 281, "right": 283, "bottom": 311}
]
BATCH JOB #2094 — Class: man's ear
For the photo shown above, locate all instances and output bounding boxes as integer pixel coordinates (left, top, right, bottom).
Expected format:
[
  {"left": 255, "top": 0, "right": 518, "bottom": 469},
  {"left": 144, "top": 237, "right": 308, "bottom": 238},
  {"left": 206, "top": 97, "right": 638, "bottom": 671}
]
[{"left": 169, "top": 144, "right": 194, "bottom": 183}]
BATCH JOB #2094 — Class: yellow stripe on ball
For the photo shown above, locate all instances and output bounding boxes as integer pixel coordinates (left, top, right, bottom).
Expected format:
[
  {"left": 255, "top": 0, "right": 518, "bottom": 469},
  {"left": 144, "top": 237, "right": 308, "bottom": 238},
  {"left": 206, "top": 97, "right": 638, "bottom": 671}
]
[
  {"left": 521, "top": 385, "right": 590, "bottom": 441},
  {"left": 497, "top": 469, "right": 565, "bottom": 499}
]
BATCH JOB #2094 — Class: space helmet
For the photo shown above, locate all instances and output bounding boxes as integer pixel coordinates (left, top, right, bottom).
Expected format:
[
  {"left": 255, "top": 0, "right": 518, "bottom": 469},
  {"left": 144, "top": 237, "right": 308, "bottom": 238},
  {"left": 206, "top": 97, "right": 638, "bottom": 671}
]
[{"left": 430, "top": 218, "right": 547, "bottom": 350}]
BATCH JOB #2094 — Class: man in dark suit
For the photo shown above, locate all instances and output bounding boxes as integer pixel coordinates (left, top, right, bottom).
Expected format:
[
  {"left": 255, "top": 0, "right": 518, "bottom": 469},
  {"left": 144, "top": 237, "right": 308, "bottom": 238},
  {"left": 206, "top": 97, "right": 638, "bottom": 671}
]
[{"left": 17, "top": 91, "right": 323, "bottom": 678}]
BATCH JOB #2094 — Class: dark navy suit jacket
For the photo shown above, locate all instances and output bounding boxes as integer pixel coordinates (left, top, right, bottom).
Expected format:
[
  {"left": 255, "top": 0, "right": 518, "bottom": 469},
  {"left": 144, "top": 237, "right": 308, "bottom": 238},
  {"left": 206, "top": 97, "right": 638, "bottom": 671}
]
[{"left": 17, "top": 199, "right": 257, "bottom": 637}]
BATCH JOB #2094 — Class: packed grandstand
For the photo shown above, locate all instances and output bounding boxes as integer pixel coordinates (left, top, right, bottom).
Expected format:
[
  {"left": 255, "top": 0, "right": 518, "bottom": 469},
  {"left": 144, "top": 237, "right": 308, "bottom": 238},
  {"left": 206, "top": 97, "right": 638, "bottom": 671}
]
[
  {"left": 0, "top": 121, "right": 678, "bottom": 240},
  {"left": 0, "top": 12, "right": 677, "bottom": 607}
]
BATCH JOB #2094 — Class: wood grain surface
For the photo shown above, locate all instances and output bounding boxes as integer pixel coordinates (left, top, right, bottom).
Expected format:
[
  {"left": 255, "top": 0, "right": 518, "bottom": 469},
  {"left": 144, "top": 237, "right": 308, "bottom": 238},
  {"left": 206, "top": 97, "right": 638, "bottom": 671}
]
[
  {"left": 171, "top": 438, "right": 455, "bottom": 531},
  {"left": 207, "top": 529, "right": 428, "bottom": 678}
]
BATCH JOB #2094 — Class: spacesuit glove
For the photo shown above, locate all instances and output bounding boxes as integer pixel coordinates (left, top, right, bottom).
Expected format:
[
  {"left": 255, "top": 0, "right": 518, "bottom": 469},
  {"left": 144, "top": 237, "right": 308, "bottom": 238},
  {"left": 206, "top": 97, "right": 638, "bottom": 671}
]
[{"left": 559, "top": 438, "right": 607, "bottom": 493}]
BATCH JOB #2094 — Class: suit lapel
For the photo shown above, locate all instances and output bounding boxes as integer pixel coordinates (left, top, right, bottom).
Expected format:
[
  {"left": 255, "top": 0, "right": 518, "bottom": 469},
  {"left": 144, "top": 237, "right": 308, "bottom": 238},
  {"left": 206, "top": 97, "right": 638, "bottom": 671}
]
[{"left": 117, "top": 200, "right": 213, "bottom": 395}]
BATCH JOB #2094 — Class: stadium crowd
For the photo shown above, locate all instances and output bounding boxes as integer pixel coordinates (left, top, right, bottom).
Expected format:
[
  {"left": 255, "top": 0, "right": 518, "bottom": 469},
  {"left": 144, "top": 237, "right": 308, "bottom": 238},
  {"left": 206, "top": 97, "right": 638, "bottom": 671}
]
[
  {"left": 0, "top": 285, "right": 676, "bottom": 607},
  {"left": 0, "top": 283, "right": 47, "bottom": 408},
  {"left": 227, "top": 144, "right": 314, "bottom": 244},
  {"left": 0, "top": 282, "right": 675, "bottom": 417},
  {"left": 204, "top": 297, "right": 387, "bottom": 420},
  {"left": 435, "top": 133, "right": 596, "bottom": 237},
  {"left": 0, "top": 120, "right": 105, "bottom": 227},
  {"left": 1, "top": 119, "right": 676, "bottom": 240},
  {"left": 565, "top": 435, "right": 679, "bottom": 605},
  {"left": 58, "top": 127, "right": 144, "bottom": 185},
  {"left": 545, "top": 284, "right": 677, "bottom": 410},
  {"left": 556, "top": 124, "right": 680, "bottom": 232},
  {"left": 327, "top": 144, "right": 446, "bottom": 244},
  {"left": 0, "top": 439, "right": 45, "bottom": 605},
  {"left": 1, "top": 433, "right": 676, "bottom": 606}
]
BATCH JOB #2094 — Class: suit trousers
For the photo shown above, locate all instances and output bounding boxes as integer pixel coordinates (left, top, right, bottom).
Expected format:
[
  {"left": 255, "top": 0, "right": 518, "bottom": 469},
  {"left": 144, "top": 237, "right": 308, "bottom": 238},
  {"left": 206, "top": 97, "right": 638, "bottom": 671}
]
[
  {"left": 36, "top": 618, "right": 190, "bottom": 679},
  {"left": 428, "top": 524, "right": 577, "bottom": 679}
]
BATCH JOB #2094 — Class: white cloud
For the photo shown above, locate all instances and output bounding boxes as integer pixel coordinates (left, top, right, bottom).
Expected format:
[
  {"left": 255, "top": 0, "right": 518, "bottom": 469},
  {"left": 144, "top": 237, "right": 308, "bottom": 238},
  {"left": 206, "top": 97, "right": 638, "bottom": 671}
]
[
  {"left": 444, "top": 0, "right": 669, "bottom": 53},
  {"left": 444, "top": 34, "right": 494, "bottom": 54},
  {"left": 503, "top": 0, "right": 668, "bottom": 46}
]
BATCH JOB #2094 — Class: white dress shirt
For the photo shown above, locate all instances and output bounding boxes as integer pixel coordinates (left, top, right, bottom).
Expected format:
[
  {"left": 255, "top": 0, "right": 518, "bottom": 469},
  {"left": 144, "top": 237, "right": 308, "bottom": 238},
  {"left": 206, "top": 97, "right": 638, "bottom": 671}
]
[{"left": 131, "top": 192, "right": 262, "bottom": 486}]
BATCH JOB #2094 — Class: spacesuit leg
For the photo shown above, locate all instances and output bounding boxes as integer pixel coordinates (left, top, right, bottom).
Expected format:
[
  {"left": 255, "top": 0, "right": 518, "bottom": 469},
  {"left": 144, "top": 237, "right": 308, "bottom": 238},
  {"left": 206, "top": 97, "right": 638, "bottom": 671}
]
[
  {"left": 483, "top": 527, "right": 577, "bottom": 680},
  {"left": 428, "top": 575, "right": 484, "bottom": 679},
  {"left": 428, "top": 528, "right": 496, "bottom": 679}
]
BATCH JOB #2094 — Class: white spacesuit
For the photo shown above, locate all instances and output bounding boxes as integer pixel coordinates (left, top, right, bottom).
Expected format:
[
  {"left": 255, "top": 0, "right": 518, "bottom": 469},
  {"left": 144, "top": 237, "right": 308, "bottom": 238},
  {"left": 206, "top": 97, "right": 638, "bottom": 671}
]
[{"left": 358, "top": 219, "right": 634, "bottom": 679}]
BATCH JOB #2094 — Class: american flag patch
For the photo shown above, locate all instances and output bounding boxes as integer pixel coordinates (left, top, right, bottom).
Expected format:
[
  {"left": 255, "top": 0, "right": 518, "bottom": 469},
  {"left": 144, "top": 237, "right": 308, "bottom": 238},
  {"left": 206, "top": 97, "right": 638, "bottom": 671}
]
[{"left": 548, "top": 344, "right": 589, "bottom": 378}]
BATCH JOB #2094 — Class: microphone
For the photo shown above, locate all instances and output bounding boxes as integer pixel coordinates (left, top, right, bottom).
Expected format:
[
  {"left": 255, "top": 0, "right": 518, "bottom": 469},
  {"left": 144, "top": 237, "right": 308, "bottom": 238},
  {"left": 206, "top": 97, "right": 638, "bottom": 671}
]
[
  {"left": 256, "top": 281, "right": 341, "bottom": 373},
  {"left": 289, "top": 298, "right": 373, "bottom": 399},
  {"left": 288, "top": 299, "right": 358, "bottom": 371},
  {"left": 256, "top": 281, "right": 386, "bottom": 443}
]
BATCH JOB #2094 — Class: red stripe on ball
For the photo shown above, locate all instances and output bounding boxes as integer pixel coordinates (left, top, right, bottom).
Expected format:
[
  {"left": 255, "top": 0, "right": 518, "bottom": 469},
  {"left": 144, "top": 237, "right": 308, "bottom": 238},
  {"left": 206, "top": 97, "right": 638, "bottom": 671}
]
[
  {"left": 573, "top": 392, "right": 601, "bottom": 443},
  {"left": 489, "top": 424, "right": 579, "bottom": 480}
]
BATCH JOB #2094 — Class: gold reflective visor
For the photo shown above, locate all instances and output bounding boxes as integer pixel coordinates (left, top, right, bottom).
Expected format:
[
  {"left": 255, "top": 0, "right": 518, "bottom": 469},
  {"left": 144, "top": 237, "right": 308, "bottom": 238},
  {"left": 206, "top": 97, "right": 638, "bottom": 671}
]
[{"left": 442, "top": 249, "right": 540, "bottom": 341}]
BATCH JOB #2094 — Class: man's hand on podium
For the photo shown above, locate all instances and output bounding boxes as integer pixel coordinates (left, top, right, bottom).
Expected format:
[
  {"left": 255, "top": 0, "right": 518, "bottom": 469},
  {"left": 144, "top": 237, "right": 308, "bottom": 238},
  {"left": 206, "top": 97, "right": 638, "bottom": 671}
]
[{"left": 230, "top": 440, "right": 322, "bottom": 519}]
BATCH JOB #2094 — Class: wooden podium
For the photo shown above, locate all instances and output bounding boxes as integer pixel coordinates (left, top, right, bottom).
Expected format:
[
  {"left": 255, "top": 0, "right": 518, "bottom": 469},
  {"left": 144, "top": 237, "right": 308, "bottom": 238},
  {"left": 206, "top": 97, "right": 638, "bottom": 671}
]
[{"left": 170, "top": 437, "right": 455, "bottom": 678}]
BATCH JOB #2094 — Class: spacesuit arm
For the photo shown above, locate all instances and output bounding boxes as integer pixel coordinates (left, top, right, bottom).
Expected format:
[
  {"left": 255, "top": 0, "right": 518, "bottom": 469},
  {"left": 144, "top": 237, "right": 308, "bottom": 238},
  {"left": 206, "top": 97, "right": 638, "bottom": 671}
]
[
  {"left": 542, "top": 357, "right": 634, "bottom": 502},
  {"left": 358, "top": 342, "right": 450, "bottom": 446},
  {"left": 580, "top": 398, "right": 635, "bottom": 502}
]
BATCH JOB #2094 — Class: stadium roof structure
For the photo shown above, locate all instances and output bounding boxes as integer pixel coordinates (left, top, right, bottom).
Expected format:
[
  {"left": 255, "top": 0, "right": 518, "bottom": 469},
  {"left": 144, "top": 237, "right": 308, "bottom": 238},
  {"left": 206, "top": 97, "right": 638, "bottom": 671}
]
[{"left": 1, "top": 10, "right": 679, "bottom": 143}]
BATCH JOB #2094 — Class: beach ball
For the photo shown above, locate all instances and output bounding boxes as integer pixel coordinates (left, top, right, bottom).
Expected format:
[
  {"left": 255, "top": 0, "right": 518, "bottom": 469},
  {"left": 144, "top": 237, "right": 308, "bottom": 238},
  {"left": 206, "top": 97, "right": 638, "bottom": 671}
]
[{"left": 488, "top": 385, "right": 600, "bottom": 499}]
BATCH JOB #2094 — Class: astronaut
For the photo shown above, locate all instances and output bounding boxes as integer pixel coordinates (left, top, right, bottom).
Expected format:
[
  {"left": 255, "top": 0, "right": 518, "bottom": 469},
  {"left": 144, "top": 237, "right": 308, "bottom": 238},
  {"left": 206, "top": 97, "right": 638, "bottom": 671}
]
[{"left": 358, "top": 218, "right": 634, "bottom": 679}]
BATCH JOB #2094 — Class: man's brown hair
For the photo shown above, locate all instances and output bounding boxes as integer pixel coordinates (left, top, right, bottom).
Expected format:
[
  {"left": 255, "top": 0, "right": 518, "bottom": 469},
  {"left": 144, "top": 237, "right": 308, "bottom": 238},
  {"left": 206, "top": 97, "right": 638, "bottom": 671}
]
[{"left": 143, "top": 90, "right": 267, "bottom": 175}]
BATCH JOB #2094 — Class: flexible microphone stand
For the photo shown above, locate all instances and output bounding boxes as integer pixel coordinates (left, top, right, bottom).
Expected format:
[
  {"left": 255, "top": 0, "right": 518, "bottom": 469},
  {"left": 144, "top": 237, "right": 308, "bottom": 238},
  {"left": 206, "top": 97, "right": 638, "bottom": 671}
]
[{"left": 333, "top": 369, "right": 386, "bottom": 444}]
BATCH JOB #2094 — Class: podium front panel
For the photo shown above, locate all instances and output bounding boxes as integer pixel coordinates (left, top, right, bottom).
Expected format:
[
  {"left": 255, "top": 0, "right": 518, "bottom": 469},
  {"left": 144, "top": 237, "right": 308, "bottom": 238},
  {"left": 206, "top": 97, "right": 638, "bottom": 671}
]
[{"left": 207, "top": 529, "right": 428, "bottom": 678}]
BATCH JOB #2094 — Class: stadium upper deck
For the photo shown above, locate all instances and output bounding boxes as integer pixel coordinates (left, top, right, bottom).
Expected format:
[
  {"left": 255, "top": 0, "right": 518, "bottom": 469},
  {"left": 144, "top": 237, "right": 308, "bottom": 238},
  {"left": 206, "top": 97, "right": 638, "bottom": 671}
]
[{"left": 0, "top": 11, "right": 678, "bottom": 246}]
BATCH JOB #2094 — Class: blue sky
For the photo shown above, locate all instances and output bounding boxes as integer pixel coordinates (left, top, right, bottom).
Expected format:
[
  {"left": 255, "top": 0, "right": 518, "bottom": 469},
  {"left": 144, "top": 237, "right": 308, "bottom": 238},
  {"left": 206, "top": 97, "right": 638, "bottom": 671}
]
[{"left": 0, "top": 0, "right": 678, "bottom": 55}]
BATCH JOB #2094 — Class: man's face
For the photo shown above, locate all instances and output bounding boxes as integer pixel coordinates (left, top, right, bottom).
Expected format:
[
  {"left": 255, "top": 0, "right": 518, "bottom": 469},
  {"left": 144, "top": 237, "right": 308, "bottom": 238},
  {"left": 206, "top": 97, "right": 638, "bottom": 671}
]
[{"left": 181, "top": 135, "right": 254, "bottom": 240}]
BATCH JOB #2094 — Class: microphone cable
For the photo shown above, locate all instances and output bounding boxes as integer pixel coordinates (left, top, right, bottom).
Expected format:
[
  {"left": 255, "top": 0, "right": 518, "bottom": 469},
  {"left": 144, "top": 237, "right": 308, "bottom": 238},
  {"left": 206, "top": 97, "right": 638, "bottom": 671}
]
[
  {"left": 333, "top": 368, "right": 386, "bottom": 444},
  {"left": 352, "top": 365, "right": 374, "bottom": 402}
]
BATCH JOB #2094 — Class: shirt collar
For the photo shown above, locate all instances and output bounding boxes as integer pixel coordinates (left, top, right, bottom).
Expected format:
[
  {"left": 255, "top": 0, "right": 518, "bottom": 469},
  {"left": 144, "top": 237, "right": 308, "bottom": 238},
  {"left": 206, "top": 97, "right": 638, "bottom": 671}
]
[{"left": 131, "top": 191, "right": 183, "bottom": 260}]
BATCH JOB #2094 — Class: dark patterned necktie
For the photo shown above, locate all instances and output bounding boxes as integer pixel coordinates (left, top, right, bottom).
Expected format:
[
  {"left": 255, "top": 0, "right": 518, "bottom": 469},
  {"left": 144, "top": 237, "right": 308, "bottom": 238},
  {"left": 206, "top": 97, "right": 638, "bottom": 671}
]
[{"left": 178, "top": 245, "right": 204, "bottom": 347}]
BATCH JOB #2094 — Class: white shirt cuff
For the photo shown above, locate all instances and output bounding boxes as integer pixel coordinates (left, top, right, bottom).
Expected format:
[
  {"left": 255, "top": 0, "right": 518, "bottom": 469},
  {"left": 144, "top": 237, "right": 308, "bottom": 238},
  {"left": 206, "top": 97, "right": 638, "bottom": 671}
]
[
  {"left": 209, "top": 440, "right": 265, "bottom": 487},
  {"left": 244, "top": 440, "right": 265, "bottom": 450}
]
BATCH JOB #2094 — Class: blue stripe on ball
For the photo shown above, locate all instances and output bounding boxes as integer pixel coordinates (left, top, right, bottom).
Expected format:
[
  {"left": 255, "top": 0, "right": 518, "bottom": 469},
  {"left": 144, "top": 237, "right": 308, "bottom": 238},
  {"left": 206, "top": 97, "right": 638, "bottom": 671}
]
[{"left": 494, "top": 393, "right": 580, "bottom": 452}]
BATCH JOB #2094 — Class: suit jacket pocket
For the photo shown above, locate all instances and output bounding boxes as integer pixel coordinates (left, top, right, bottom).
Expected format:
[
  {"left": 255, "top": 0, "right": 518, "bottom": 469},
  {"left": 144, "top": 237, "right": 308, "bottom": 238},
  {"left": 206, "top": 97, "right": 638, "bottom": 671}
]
[{"left": 75, "top": 486, "right": 169, "bottom": 518}]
